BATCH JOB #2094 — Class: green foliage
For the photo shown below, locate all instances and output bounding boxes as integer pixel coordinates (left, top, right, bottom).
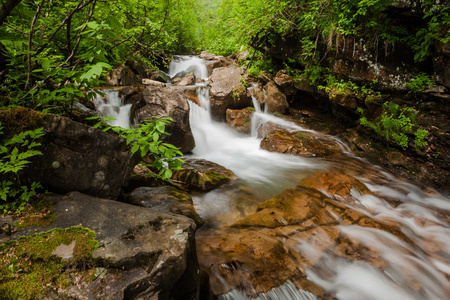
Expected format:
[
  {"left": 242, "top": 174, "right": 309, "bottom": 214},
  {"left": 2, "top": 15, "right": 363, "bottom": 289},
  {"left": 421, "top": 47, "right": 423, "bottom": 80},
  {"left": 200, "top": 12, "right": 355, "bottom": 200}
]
[
  {"left": 88, "top": 116, "right": 184, "bottom": 181},
  {"left": 0, "top": 0, "right": 201, "bottom": 111},
  {"left": 0, "top": 226, "right": 98, "bottom": 300},
  {"left": 0, "top": 122, "right": 45, "bottom": 213},
  {"left": 407, "top": 73, "right": 434, "bottom": 93},
  {"left": 358, "top": 102, "right": 428, "bottom": 150}
]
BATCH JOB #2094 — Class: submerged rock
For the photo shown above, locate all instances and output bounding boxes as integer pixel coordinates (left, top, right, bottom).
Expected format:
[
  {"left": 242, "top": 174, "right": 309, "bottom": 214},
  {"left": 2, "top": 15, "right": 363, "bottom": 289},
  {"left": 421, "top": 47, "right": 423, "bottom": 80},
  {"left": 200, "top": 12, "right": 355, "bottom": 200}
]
[{"left": 9, "top": 192, "right": 199, "bottom": 300}]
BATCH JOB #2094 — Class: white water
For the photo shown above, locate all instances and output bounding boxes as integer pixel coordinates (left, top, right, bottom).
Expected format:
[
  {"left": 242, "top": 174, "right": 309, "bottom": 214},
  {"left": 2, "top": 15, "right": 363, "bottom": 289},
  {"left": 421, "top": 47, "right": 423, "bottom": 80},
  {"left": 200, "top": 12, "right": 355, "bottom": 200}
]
[
  {"left": 170, "top": 57, "right": 450, "bottom": 300},
  {"left": 93, "top": 89, "right": 132, "bottom": 128},
  {"left": 96, "top": 56, "right": 450, "bottom": 300}
]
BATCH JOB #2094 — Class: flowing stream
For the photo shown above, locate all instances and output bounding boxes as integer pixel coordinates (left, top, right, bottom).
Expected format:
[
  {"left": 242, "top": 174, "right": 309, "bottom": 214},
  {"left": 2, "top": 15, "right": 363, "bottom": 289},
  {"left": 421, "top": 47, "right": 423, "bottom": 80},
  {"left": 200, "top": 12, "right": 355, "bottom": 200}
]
[{"left": 97, "top": 56, "right": 450, "bottom": 300}]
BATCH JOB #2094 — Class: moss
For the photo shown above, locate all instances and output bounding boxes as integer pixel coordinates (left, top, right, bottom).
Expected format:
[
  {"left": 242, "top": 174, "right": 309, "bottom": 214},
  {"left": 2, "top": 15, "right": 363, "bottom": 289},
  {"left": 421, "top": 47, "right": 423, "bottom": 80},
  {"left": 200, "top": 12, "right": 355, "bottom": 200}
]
[
  {"left": 0, "top": 226, "right": 98, "bottom": 299},
  {"left": 170, "top": 188, "right": 192, "bottom": 203},
  {"left": 204, "top": 170, "right": 232, "bottom": 186},
  {"left": 0, "top": 106, "right": 52, "bottom": 136},
  {"left": 14, "top": 199, "right": 56, "bottom": 229}
]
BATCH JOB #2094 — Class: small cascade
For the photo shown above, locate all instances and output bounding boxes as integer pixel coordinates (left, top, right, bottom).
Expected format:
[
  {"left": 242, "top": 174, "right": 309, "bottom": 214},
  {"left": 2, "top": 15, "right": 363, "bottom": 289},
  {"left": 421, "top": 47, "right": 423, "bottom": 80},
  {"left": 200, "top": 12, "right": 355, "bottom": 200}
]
[
  {"left": 93, "top": 89, "right": 132, "bottom": 128},
  {"left": 218, "top": 281, "right": 317, "bottom": 300},
  {"left": 168, "top": 55, "right": 209, "bottom": 79}
]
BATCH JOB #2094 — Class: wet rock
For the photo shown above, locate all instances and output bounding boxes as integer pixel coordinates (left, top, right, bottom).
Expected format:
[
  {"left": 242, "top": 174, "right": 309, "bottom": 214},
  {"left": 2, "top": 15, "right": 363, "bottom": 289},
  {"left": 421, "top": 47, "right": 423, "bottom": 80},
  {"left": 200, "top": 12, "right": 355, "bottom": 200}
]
[
  {"left": 209, "top": 66, "right": 252, "bottom": 120},
  {"left": 118, "top": 85, "right": 144, "bottom": 105},
  {"left": 128, "top": 186, "right": 204, "bottom": 226},
  {"left": 171, "top": 158, "right": 235, "bottom": 191},
  {"left": 260, "top": 128, "right": 346, "bottom": 157},
  {"left": 173, "top": 72, "right": 196, "bottom": 86},
  {"left": 11, "top": 192, "right": 199, "bottom": 300},
  {"left": 149, "top": 69, "right": 171, "bottom": 83},
  {"left": 23, "top": 115, "right": 136, "bottom": 200},
  {"left": 199, "top": 51, "right": 216, "bottom": 60},
  {"left": 131, "top": 86, "right": 195, "bottom": 153},
  {"left": 105, "top": 64, "right": 140, "bottom": 86},
  {"left": 142, "top": 78, "right": 166, "bottom": 86},
  {"left": 226, "top": 107, "right": 254, "bottom": 134},
  {"left": 264, "top": 81, "right": 289, "bottom": 114},
  {"left": 274, "top": 70, "right": 298, "bottom": 95}
]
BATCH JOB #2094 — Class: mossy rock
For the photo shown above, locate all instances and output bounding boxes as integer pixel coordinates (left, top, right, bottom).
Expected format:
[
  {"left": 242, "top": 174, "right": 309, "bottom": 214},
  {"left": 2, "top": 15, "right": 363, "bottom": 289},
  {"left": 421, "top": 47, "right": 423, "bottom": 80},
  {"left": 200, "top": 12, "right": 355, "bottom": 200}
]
[
  {"left": 0, "top": 226, "right": 98, "bottom": 300},
  {"left": 0, "top": 107, "right": 52, "bottom": 136},
  {"left": 171, "top": 158, "right": 235, "bottom": 191}
]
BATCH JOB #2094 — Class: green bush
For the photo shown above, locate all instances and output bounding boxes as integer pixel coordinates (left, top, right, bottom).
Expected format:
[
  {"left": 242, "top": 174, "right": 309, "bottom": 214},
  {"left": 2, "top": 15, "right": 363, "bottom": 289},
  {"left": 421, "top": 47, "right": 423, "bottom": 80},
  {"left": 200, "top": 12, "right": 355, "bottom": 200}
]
[
  {"left": 407, "top": 73, "right": 434, "bottom": 93},
  {"left": 359, "top": 101, "right": 428, "bottom": 150}
]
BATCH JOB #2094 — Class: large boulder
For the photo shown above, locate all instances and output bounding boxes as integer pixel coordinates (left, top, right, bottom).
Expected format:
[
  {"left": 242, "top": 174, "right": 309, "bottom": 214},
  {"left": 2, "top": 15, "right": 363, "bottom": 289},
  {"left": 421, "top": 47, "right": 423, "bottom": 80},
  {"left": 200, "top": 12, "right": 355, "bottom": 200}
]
[
  {"left": 209, "top": 67, "right": 252, "bottom": 120},
  {"left": 7, "top": 192, "right": 199, "bottom": 299},
  {"left": 128, "top": 186, "right": 204, "bottom": 226},
  {"left": 264, "top": 81, "right": 289, "bottom": 114},
  {"left": 24, "top": 116, "right": 136, "bottom": 200},
  {"left": 131, "top": 86, "right": 195, "bottom": 153},
  {"left": 173, "top": 72, "right": 196, "bottom": 86}
]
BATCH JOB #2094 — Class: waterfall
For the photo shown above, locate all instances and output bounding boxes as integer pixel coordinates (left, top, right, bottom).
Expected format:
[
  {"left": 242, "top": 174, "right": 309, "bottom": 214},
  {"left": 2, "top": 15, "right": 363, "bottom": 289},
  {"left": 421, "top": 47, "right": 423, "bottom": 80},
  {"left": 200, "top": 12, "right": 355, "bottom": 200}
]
[
  {"left": 95, "top": 56, "right": 450, "bottom": 300},
  {"left": 93, "top": 89, "right": 132, "bottom": 128}
]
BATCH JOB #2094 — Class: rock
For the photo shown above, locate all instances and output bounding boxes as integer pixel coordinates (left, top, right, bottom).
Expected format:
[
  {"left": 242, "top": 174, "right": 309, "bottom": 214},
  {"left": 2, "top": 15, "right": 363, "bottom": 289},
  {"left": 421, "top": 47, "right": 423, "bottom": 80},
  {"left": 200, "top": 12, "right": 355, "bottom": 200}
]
[
  {"left": 142, "top": 78, "right": 166, "bottom": 86},
  {"left": 171, "top": 158, "right": 235, "bottom": 191},
  {"left": 11, "top": 192, "right": 199, "bottom": 300},
  {"left": 260, "top": 128, "right": 346, "bottom": 158},
  {"left": 274, "top": 70, "right": 298, "bottom": 95},
  {"left": 209, "top": 66, "right": 252, "bottom": 120},
  {"left": 118, "top": 85, "right": 144, "bottom": 105},
  {"left": 105, "top": 64, "right": 139, "bottom": 86},
  {"left": 23, "top": 116, "right": 136, "bottom": 200},
  {"left": 264, "top": 81, "right": 289, "bottom": 114},
  {"left": 131, "top": 86, "right": 195, "bottom": 153},
  {"left": 149, "top": 70, "right": 171, "bottom": 83},
  {"left": 199, "top": 51, "right": 216, "bottom": 60},
  {"left": 128, "top": 186, "right": 204, "bottom": 226},
  {"left": 174, "top": 72, "right": 196, "bottom": 86},
  {"left": 226, "top": 107, "right": 254, "bottom": 134}
]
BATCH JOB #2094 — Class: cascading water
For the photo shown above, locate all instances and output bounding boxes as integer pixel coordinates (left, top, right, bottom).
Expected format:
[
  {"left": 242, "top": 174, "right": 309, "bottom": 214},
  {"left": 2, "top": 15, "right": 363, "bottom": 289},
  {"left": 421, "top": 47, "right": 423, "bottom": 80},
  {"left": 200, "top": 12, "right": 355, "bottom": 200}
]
[
  {"left": 169, "top": 57, "right": 450, "bottom": 300},
  {"left": 93, "top": 89, "right": 132, "bottom": 128},
  {"left": 96, "top": 56, "right": 450, "bottom": 300}
]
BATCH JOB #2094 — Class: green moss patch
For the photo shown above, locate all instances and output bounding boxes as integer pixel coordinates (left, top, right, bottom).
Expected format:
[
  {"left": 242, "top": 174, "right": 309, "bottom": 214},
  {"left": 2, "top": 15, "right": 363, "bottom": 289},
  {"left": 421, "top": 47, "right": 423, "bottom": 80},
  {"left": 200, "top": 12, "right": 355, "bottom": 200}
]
[
  {"left": 0, "top": 226, "right": 98, "bottom": 299},
  {"left": 0, "top": 106, "right": 52, "bottom": 136},
  {"left": 14, "top": 199, "right": 56, "bottom": 229}
]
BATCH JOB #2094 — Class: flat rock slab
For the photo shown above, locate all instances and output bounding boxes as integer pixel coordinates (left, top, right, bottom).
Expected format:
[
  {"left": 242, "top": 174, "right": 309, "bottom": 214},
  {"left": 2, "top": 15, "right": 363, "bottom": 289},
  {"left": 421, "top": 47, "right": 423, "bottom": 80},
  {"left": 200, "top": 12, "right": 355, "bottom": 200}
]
[{"left": 11, "top": 192, "right": 198, "bottom": 299}]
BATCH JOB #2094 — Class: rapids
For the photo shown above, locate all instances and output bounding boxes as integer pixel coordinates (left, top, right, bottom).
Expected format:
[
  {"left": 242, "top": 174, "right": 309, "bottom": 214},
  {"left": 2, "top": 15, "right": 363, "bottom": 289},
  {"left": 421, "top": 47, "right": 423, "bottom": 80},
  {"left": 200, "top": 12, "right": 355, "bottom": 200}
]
[{"left": 96, "top": 55, "right": 450, "bottom": 300}]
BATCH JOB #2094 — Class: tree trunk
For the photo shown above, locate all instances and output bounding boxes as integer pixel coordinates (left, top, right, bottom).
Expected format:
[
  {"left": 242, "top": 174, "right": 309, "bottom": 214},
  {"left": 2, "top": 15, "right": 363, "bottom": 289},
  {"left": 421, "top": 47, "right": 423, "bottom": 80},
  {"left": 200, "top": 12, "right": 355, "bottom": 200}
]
[{"left": 0, "top": 0, "right": 22, "bottom": 27}]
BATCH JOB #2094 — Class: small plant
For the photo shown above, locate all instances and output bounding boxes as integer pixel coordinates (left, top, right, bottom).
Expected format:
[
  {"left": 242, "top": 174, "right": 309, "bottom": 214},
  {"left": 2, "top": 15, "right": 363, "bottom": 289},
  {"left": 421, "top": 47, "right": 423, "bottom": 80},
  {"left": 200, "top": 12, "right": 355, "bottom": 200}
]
[
  {"left": 407, "top": 73, "right": 433, "bottom": 93},
  {"left": 0, "top": 122, "right": 45, "bottom": 213},
  {"left": 358, "top": 102, "right": 428, "bottom": 150},
  {"left": 88, "top": 116, "right": 184, "bottom": 181}
]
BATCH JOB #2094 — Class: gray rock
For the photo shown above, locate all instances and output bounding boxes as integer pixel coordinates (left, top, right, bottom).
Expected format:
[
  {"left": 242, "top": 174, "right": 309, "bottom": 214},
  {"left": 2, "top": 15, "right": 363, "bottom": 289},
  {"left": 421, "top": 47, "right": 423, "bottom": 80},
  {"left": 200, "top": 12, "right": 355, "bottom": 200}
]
[
  {"left": 209, "top": 66, "right": 252, "bottom": 120},
  {"left": 24, "top": 116, "right": 136, "bottom": 200},
  {"left": 105, "top": 64, "right": 140, "bottom": 86},
  {"left": 174, "top": 72, "right": 196, "bottom": 86},
  {"left": 264, "top": 81, "right": 289, "bottom": 114},
  {"left": 131, "top": 86, "right": 195, "bottom": 153},
  {"left": 129, "top": 186, "right": 204, "bottom": 226},
  {"left": 11, "top": 192, "right": 199, "bottom": 300}
]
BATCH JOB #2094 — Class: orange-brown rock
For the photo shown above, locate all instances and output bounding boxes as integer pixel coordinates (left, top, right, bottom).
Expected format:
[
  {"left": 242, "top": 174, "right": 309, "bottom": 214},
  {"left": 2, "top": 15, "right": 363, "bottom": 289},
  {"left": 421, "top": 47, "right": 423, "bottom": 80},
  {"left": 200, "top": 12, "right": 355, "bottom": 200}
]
[
  {"left": 260, "top": 129, "right": 345, "bottom": 157},
  {"left": 226, "top": 107, "right": 254, "bottom": 134}
]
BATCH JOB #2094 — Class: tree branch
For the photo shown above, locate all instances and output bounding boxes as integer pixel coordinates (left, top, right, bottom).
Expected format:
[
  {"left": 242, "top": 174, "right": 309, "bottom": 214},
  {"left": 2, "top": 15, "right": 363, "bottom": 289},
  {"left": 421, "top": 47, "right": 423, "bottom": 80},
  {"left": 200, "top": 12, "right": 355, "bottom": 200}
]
[{"left": 0, "top": 0, "right": 22, "bottom": 27}]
